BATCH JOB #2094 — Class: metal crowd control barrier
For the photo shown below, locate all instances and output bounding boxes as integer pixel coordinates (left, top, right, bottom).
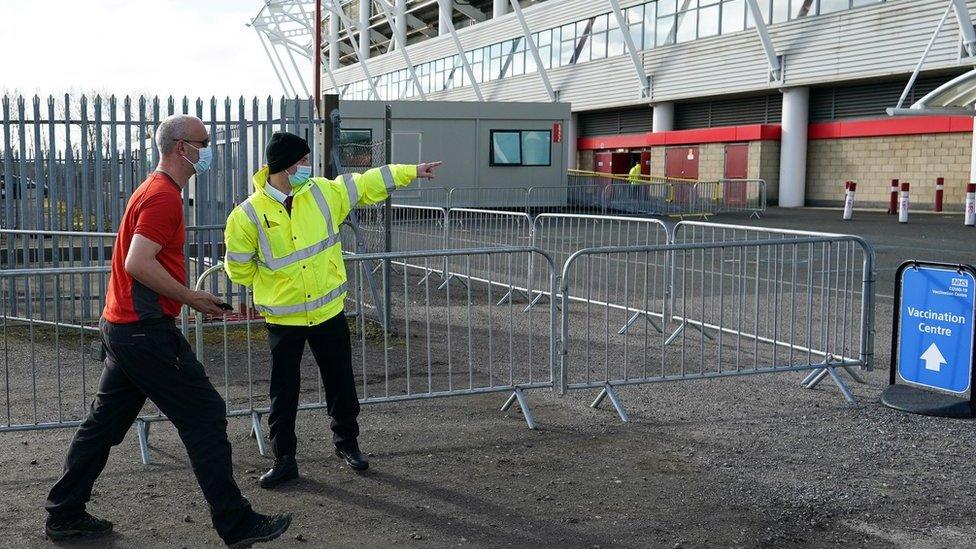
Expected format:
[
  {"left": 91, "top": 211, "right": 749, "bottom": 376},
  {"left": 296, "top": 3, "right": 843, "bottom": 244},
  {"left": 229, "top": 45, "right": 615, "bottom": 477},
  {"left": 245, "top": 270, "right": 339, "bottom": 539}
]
[
  {"left": 700, "top": 179, "right": 766, "bottom": 218},
  {"left": 440, "top": 209, "right": 534, "bottom": 302},
  {"left": 183, "top": 247, "right": 557, "bottom": 463},
  {"left": 600, "top": 182, "right": 713, "bottom": 217},
  {"left": 669, "top": 220, "right": 873, "bottom": 389},
  {"left": 342, "top": 204, "right": 448, "bottom": 253},
  {"left": 527, "top": 214, "right": 670, "bottom": 328},
  {"left": 1, "top": 247, "right": 556, "bottom": 463},
  {"left": 672, "top": 221, "right": 844, "bottom": 244},
  {"left": 0, "top": 265, "right": 111, "bottom": 433},
  {"left": 391, "top": 185, "right": 449, "bottom": 208},
  {"left": 447, "top": 186, "right": 528, "bottom": 211},
  {"left": 559, "top": 236, "right": 875, "bottom": 421}
]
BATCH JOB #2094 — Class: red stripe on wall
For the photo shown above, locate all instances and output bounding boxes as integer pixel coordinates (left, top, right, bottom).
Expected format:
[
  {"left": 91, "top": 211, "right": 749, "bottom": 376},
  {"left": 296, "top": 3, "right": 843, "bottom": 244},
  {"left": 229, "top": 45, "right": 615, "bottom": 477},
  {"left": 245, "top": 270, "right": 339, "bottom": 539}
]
[
  {"left": 577, "top": 124, "right": 781, "bottom": 150},
  {"left": 807, "top": 116, "right": 974, "bottom": 139},
  {"left": 577, "top": 116, "right": 973, "bottom": 150}
]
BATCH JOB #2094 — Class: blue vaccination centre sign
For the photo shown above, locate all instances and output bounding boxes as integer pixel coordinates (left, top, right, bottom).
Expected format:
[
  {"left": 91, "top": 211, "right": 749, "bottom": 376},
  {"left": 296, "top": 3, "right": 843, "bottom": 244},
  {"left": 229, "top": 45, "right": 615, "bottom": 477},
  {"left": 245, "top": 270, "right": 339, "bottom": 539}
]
[{"left": 896, "top": 264, "right": 976, "bottom": 395}]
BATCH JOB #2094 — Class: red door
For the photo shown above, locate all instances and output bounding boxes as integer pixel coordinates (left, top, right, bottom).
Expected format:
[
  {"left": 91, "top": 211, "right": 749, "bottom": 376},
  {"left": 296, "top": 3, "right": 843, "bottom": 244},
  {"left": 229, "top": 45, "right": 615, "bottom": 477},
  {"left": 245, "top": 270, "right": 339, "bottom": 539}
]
[
  {"left": 640, "top": 150, "right": 651, "bottom": 175},
  {"left": 665, "top": 146, "right": 699, "bottom": 204},
  {"left": 665, "top": 146, "right": 699, "bottom": 179},
  {"left": 595, "top": 152, "right": 614, "bottom": 174},
  {"left": 723, "top": 144, "right": 749, "bottom": 206}
]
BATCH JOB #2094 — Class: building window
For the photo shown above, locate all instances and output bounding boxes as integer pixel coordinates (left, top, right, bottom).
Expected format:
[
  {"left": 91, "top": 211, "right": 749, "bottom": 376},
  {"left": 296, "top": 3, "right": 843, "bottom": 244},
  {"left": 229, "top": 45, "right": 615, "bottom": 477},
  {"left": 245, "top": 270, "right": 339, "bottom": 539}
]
[
  {"left": 331, "top": 0, "right": 889, "bottom": 98},
  {"left": 490, "top": 130, "right": 552, "bottom": 167}
]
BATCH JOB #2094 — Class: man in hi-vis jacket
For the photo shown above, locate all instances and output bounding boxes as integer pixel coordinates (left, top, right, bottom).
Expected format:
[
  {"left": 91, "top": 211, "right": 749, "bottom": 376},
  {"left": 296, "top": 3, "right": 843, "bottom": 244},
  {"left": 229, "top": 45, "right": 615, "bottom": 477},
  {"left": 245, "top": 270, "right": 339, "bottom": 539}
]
[{"left": 224, "top": 132, "right": 441, "bottom": 487}]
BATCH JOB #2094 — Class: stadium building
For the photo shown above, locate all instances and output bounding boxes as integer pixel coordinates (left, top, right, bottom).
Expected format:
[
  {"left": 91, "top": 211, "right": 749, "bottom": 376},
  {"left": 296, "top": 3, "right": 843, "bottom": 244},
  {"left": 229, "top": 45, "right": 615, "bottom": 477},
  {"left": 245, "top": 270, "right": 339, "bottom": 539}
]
[{"left": 253, "top": 0, "right": 976, "bottom": 210}]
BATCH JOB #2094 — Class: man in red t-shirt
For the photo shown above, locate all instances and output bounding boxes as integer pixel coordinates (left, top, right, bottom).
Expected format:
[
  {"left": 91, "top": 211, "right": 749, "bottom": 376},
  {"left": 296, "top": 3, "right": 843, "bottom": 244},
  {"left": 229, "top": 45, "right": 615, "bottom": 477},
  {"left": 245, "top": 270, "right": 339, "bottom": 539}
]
[{"left": 44, "top": 115, "right": 290, "bottom": 547}]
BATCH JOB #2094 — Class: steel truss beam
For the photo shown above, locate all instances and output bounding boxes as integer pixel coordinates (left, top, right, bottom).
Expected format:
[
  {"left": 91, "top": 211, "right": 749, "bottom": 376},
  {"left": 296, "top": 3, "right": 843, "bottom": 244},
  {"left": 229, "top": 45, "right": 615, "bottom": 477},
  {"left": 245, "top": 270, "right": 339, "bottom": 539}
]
[
  {"left": 745, "top": 0, "right": 783, "bottom": 83},
  {"left": 509, "top": 0, "right": 556, "bottom": 101},
  {"left": 375, "top": 0, "right": 427, "bottom": 99},
  {"left": 608, "top": 0, "right": 650, "bottom": 99},
  {"left": 324, "top": 0, "right": 381, "bottom": 99}
]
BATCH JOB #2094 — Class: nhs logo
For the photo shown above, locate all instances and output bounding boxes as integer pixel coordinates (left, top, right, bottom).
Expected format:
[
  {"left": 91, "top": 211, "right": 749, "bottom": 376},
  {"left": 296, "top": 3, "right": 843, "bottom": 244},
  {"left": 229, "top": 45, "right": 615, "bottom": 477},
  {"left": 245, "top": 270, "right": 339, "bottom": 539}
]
[{"left": 951, "top": 277, "right": 969, "bottom": 289}]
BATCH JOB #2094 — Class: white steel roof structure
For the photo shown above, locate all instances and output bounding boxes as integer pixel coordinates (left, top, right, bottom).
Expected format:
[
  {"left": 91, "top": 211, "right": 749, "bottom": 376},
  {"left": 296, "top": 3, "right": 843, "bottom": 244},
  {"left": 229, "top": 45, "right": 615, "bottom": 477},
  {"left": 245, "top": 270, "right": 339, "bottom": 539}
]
[
  {"left": 249, "top": 0, "right": 534, "bottom": 98},
  {"left": 887, "top": 0, "right": 976, "bottom": 117}
]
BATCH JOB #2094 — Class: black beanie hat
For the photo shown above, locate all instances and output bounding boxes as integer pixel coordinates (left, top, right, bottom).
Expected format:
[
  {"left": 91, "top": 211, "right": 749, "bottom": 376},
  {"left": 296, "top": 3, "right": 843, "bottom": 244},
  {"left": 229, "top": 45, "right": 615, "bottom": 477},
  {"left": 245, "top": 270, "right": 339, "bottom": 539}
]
[{"left": 266, "top": 132, "right": 310, "bottom": 174}]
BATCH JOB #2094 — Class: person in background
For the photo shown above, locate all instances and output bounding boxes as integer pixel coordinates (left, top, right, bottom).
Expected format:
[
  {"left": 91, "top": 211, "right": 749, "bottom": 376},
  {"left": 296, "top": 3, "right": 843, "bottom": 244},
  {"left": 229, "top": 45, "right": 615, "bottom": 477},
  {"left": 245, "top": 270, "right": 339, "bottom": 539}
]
[
  {"left": 223, "top": 132, "right": 442, "bottom": 488},
  {"left": 628, "top": 161, "right": 642, "bottom": 184},
  {"left": 44, "top": 115, "right": 292, "bottom": 548}
]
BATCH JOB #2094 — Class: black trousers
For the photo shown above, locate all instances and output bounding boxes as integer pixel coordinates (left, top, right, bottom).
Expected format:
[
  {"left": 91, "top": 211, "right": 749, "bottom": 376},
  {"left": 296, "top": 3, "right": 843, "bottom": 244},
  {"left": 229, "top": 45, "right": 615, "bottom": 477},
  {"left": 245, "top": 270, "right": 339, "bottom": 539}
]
[
  {"left": 45, "top": 317, "right": 256, "bottom": 542},
  {"left": 266, "top": 312, "right": 360, "bottom": 458}
]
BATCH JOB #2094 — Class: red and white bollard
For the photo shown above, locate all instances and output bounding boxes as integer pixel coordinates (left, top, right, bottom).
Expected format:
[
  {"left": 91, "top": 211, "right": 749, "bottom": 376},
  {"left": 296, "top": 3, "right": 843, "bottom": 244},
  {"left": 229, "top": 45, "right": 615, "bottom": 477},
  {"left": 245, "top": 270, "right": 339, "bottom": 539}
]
[
  {"left": 899, "top": 182, "right": 910, "bottom": 224},
  {"left": 934, "top": 177, "right": 944, "bottom": 213},
  {"left": 843, "top": 181, "right": 856, "bottom": 220},
  {"left": 966, "top": 183, "right": 976, "bottom": 227},
  {"left": 888, "top": 179, "right": 899, "bottom": 215}
]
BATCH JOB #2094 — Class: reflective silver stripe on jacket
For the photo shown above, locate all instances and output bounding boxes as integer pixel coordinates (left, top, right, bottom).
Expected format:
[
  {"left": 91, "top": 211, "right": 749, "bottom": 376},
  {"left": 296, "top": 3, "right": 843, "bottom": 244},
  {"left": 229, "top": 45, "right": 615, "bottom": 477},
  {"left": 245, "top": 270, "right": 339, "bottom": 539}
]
[
  {"left": 253, "top": 282, "right": 348, "bottom": 316},
  {"left": 308, "top": 183, "right": 337, "bottom": 237},
  {"left": 240, "top": 184, "right": 339, "bottom": 271},
  {"left": 341, "top": 173, "right": 358, "bottom": 207},
  {"left": 225, "top": 251, "right": 257, "bottom": 263},
  {"left": 380, "top": 165, "right": 396, "bottom": 193}
]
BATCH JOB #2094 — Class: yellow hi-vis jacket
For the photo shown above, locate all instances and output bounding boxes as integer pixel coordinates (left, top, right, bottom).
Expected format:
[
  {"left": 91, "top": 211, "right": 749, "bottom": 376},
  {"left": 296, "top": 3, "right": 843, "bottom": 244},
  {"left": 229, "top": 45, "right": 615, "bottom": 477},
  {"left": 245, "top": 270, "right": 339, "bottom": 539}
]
[
  {"left": 223, "top": 164, "right": 418, "bottom": 326},
  {"left": 628, "top": 164, "right": 642, "bottom": 185}
]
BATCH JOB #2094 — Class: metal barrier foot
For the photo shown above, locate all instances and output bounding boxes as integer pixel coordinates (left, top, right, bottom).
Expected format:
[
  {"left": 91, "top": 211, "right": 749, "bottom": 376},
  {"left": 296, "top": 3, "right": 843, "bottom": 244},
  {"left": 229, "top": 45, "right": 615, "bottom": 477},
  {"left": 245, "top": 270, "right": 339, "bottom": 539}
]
[
  {"left": 800, "top": 368, "right": 823, "bottom": 387},
  {"left": 840, "top": 365, "right": 867, "bottom": 384},
  {"left": 664, "top": 322, "right": 687, "bottom": 345},
  {"left": 804, "top": 367, "right": 858, "bottom": 405},
  {"left": 523, "top": 291, "right": 546, "bottom": 312},
  {"left": 416, "top": 268, "right": 444, "bottom": 286},
  {"left": 500, "top": 388, "right": 536, "bottom": 430},
  {"left": 617, "top": 311, "right": 664, "bottom": 335},
  {"left": 437, "top": 273, "right": 468, "bottom": 291},
  {"left": 136, "top": 419, "right": 151, "bottom": 465},
  {"left": 590, "top": 384, "right": 629, "bottom": 423},
  {"left": 804, "top": 368, "right": 831, "bottom": 389},
  {"left": 665, "top": 321, "right": 714, "bottom": 345},
  {"left": 495, "top": 289, "right": 515, "bottom": 306},
  {"left": 496, "top": 288, "right": 531, "bottom": 307},
  {"left": 250, "top": 412, "right": 268, "bottom": 456},
  {"left": 825, "top": 366, "right": 858, "bottom": 405}
]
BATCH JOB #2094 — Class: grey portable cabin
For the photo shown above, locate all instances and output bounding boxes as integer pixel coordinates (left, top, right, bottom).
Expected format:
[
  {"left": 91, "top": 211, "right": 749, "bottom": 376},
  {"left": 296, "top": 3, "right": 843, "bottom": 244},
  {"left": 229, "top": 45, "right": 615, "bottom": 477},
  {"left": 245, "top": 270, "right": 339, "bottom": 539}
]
[{"left": 337, "top": 100, "right": 571, "bottom": 210}]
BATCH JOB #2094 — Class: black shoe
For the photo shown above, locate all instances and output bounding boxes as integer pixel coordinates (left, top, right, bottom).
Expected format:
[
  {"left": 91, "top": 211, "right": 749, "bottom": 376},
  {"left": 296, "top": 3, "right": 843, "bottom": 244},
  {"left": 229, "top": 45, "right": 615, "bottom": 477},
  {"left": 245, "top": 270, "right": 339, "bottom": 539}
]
[
  {"left": 259, "top": 455, "right": 299, "bottom": 489},
  {"left": 335, "top": 445, "right": 369, "bottom": 471},
  {"left": 225, "top": 513, "right": 292, "bottom": 548},
  {"left": 45, "top": 511, "right": 114, "bottom": 541}
]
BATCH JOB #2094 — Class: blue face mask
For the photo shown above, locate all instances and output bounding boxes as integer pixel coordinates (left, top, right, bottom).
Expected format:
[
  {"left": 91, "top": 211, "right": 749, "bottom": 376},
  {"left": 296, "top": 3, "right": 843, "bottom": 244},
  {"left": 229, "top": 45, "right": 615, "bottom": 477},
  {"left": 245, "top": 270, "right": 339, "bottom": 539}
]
[
  {"left": 183, "top": 142, "right": 213, "bottom": 174},
  {"left": 289, "top": 164, "right": 312, "bottom": 187}
]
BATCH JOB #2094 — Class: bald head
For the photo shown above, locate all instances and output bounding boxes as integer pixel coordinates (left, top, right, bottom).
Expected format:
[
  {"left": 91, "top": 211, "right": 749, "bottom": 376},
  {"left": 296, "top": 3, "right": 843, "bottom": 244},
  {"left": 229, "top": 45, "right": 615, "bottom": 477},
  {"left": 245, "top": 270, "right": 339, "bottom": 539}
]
[{"left": 154, "top": 115, "right": 207, "bottom": 157}]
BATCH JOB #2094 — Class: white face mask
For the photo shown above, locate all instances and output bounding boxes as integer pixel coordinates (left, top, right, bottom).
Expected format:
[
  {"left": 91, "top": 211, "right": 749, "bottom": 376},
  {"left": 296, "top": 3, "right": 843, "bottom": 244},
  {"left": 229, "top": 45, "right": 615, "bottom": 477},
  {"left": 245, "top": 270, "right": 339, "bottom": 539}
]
[{"left": 182, "top": 142, "right": 213, "bottom": 174}]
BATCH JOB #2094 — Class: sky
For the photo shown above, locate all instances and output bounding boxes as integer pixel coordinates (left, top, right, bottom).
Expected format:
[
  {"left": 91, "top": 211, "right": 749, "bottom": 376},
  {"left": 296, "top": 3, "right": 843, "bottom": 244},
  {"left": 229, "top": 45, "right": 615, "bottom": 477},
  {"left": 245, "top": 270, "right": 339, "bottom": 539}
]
[{"left": 0, "top": 0, "right": 295, "bottom": 100}]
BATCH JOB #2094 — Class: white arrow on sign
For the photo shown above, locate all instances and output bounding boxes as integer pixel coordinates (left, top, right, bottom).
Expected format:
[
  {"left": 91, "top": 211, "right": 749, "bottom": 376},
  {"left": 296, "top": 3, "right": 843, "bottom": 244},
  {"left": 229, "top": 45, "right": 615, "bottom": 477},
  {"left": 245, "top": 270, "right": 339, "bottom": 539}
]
[{"left": 920, "top": 342, "right": 947, "bottom": 372}]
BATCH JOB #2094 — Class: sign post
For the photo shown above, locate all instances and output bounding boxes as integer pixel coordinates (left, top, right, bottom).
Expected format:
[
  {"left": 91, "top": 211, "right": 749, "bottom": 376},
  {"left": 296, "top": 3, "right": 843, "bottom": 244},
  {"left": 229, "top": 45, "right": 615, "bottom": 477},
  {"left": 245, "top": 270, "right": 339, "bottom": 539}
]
[{"left": 883, "top": 261, "right": 976, "bottom": 418}]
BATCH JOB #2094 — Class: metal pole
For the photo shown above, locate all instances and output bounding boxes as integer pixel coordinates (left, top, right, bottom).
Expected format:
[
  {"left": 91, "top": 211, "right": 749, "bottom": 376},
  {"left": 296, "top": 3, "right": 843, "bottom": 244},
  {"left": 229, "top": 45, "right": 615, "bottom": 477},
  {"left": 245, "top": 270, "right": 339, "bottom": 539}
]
[
  {"left": 384, "top": 104, "right": 393, "bottom": 331},
  {"left": 509, "top": 0, "right": 556, "bottom": 102},
  {"left": 951, "top": 0, "right": 976, "bottom": 57},
  {"left": 315, "top": 0, "right": 322, "bottom": 111},
  {"left": 607, "top": 0, "right": 649, "bottom": 98},
  {"left": 745, "top": 0, "right": 782, "bottom": 82},
  {"left": 375, "top": 0, "right": 427, "bottom": 99},
  {"left": 437, "top": 0, "right": 485, "bottom": 101}
]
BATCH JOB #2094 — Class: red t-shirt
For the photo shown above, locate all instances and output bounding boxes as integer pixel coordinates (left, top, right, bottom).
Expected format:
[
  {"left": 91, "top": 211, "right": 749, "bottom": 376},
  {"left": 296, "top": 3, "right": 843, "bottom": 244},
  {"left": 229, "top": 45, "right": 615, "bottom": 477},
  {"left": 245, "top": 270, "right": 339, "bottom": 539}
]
[{"left": 103, "top": 172, "right": 186, "bottom": 323}]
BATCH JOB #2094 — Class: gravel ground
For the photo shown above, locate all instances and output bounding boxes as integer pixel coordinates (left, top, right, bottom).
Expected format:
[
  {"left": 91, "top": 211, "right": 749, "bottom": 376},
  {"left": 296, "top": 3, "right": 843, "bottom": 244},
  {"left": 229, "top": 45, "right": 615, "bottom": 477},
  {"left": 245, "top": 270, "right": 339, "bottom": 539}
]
[{"left": 1, "top": 208, "right": 974, "bottom": 548}]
